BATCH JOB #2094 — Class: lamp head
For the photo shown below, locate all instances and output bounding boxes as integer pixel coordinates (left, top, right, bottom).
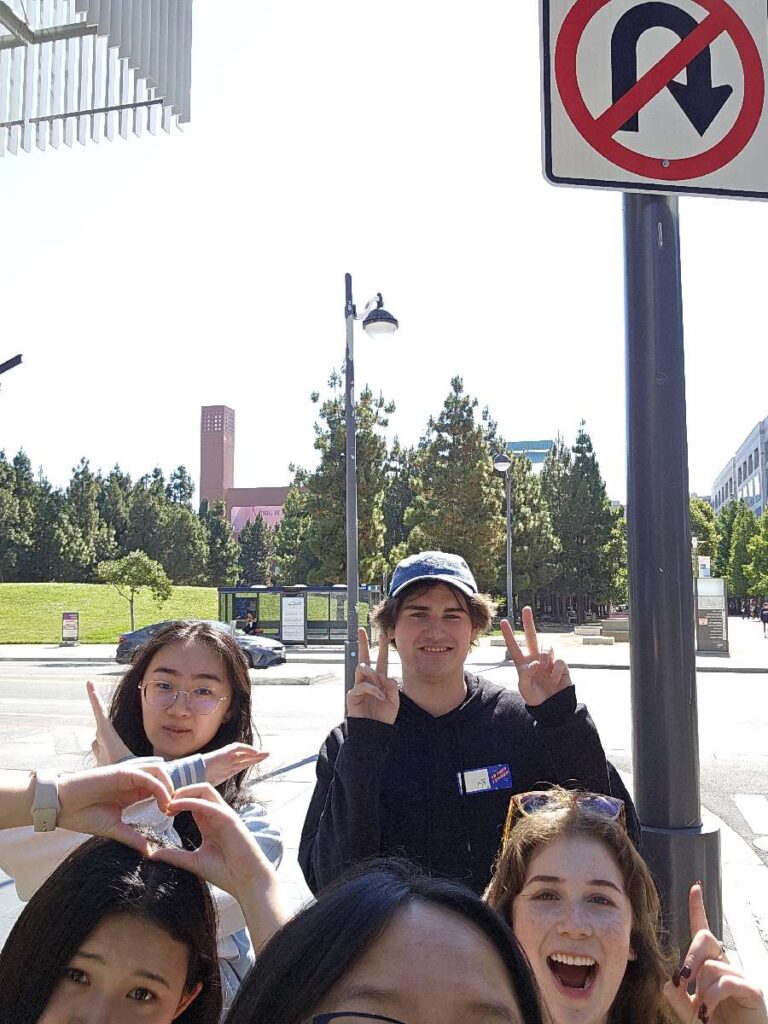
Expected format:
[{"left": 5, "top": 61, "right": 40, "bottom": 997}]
[
  {"left": 362, "top": 293, "right": 399, "bottom": 337},
  {"left": 493, "top": 452, "right": 511, "bottom": 474}
]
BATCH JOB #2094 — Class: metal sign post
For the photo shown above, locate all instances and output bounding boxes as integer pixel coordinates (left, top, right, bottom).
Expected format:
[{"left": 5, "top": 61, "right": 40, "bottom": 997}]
[{"left": 535, "top": 0, "right": 768, "bottom": 949}]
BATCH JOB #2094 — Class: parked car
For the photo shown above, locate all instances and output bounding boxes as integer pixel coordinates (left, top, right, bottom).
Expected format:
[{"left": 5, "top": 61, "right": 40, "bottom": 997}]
[{"left": 115, "top": 620, "right": 287, "bottom": 669}]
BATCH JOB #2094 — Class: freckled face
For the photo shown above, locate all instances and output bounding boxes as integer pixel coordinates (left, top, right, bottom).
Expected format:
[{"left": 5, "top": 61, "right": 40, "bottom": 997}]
[
  {"left": 140, "top": 639, "right": 233, "bottom": 759},
  {"left": 38, "top": 913, "right": 201, "bottom": 1024},
  {"left": 315, "top": 903, "right": 525, "bottom": 1024},
  {"left": 511, "top": 836, "right": 634, "bottom": 1024}
]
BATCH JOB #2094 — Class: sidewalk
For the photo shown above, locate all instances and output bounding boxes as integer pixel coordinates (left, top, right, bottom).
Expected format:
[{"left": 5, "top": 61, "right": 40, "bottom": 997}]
[{"left": 1, "top": 615, "right": 765, "bottom": 672}]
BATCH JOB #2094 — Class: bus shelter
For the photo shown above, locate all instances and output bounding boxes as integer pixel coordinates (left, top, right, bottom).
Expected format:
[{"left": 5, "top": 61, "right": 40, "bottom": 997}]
[{"left": 217, "top": 584, "right": 383, "bottom": 646}]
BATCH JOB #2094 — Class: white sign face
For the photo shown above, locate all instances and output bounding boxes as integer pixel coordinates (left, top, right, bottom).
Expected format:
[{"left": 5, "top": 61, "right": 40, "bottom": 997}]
[
  {"left": 542, "top": 0, "right": 768, "bottom": 197},
  {"left": 281, "top": 595, "right": 306, "bottom": 643}
]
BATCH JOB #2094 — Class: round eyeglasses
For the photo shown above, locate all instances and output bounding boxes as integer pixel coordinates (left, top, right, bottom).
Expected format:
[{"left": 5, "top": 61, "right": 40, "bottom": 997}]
[{"left": 139, "top": 680, "right": 230, "bottom": 716}]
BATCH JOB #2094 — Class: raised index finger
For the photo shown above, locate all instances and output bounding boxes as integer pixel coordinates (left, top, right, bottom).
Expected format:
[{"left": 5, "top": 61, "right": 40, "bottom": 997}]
[
  {"left": 375, "top": 634, "right": 389, "bottom": 678},
  {"left": 689, "top": 881, "right": 710, "bottom": 937},
  {"left": 500, "top": 618, "right": 525, "bottom": 668},
  {"left": 358, "top": 627, "right": 371, "bottom": 667},
  {"left": 86, "top": 680, "right": 110, "bottom": 723},
  {"left": 521, "top": 606, "right": 540, "bottom": 659}
]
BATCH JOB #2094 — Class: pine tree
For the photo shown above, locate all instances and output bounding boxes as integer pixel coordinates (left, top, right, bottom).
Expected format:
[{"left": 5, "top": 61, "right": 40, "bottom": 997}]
[
  {"left": 302, "top": 372, "right": 392, "bottom": 585},
  {"left": 540, "top": 435, "right": 574, "bottom": 620},
  {"left": 405, "top": 377, "right": 505, "bottom": 591},
  {"left": 727, "top": 500, "right": 758, "bottom": 598},
  {"left": 58, "top": 459, "right": 116, "bottom": 581},
  {"left": 712, "top": 500, "right": 738, "bottom": 579},
  {"left": 100, "top": 466, "right": 133, "bottom": 555},
  {"left": 0, "top": 452, "right": 23, "bottom": 581},
  {"left": 161, "top": 504, "right": 209, "bottom": 585},
  {"left": 566, "top": 424, "right": 613, "bottom": 622},
  {"left": 203, "top": 498, "right": 240, "bottom": 586},
  {"left": 239, "top": 514, "right": 276, "bottom": 585},
  {"left": 500, "top": 454, "right": 559, "bottom": 610},
  {"left": 382, "top": 439, "right": 416, "bottom": 560},
  {"left": 166, "top": 466, "right": 195, "bottom": 507},
  {"left": 690, "top": 497, "right": 716, "bottom": 558},
  {"left": 274, "top": 473, "right": 319, "bottom": 585},
  {"left": 745, "top": 511, "right": 768, "bottom": 594}
]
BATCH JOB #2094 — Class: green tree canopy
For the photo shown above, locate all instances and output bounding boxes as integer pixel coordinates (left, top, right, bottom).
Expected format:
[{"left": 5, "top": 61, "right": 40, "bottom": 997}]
[
  {"left": 405, "top": 377, "right": 504, "bottom": 591},
  {"left": 302, "top": 372, "right": 392, "bottom": 585},
  {"left": 274, "top": 472, "right": 319, "bottom": 585},
  {"left": 97, "top": 550, "right": 172, "bottom": 631},
  {"left": 202, "top": 498, "right": 240, "bottom": 586},
  {"left": 727, "top": 500, "right": 758, "bottom": 597},
  {"left": 239, "top": 514, "right": 276, "bottom": 585},
  {"left": 690, "top": 497, "right": 716, "bottom": 559}
]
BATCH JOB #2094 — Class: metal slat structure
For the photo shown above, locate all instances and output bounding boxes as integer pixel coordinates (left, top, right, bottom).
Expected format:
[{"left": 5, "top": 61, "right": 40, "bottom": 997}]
[{"left": 0, "top": 0, "right": 192, "bottom": 154}]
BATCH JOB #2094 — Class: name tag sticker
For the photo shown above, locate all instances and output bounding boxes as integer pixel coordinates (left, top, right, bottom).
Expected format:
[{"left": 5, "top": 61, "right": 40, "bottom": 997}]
[{"left": 457, "top": 764, "right": 513, "bottom": 795}]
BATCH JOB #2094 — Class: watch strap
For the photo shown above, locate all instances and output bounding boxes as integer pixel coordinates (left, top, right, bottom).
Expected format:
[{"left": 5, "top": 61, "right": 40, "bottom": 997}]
[{"left": 31, "top": 770, "right": 60, "bottom": 832}]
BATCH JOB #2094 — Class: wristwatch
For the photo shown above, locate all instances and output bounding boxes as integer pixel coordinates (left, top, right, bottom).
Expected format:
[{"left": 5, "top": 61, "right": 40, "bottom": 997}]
[{"left": 31, "top": 770, "right": 60, "bottom": 832}]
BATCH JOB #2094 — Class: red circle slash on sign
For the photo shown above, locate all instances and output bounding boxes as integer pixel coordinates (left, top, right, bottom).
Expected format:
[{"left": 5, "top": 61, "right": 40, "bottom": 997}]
[{"left": 554, "top": 0, "right": 765, "bottom": 180}]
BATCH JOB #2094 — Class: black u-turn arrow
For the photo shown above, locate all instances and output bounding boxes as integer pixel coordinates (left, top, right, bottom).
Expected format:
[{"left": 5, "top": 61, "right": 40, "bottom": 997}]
[{"left": 611, "top": 1, "right": 733, "bottom": 135}]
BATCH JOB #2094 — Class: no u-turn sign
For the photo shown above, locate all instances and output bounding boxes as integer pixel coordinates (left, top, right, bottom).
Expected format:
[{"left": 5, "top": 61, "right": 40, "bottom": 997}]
[{"left": 542, "top": 0, "right": 768, "bottom": 197}]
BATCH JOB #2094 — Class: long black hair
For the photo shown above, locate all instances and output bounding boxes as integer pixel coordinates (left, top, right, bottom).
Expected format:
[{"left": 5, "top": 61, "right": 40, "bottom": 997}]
[
  {"left": 225, "top": 859, "right": 543, "bottom": 1024},
  {"left": 0, "top": 836, "right": 222, "bottom": 1024},
  {"left": 109, "top": 620, "right": 255, "bottom": 845}
]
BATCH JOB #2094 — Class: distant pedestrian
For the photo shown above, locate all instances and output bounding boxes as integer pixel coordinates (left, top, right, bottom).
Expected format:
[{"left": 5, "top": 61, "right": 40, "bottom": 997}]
[
  {"left": 751, "top": 598, "right": 759, "bottom": 620},
  {"left": 761, "top": 602, "right": 768, "bottom": 637},
  {"left": 741, "top": 600, "right": 748, "bottom": 619}
]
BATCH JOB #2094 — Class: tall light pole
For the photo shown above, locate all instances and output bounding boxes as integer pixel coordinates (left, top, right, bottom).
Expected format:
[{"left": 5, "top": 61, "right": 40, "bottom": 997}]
[
  {"left": 344, "top": 273, "right": 398, "bottom": 696},
  {"left": 493, "top": 452, "right": 514, "bottom": 630}
]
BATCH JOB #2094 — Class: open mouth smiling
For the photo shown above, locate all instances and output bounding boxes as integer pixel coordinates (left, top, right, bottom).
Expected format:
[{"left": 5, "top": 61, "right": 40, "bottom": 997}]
[
  {"left": 547, "top": 952, "right": 598, "bottom": 995},
  {"left": 420, "top": 645, "right": 451, "bottom": 653}
]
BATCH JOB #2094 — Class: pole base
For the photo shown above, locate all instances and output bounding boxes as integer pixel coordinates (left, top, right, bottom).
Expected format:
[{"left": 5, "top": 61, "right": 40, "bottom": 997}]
[{"left": 641, "top": 822, "right": 721, "bottom": 956}]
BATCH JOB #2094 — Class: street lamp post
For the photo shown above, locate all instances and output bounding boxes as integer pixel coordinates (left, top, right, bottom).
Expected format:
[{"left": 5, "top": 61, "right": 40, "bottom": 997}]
[
  {"left": 493, "top": 452, "right": 514, "bottom": 633},
  {"left": 344, "top": 273, "right": 398, "bottom": 697}
]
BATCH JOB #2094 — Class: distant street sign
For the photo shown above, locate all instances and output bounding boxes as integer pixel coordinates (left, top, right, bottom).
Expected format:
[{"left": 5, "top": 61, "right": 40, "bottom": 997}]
[{"left": 542, "top": 0, "right": 768, "bottom": 198}]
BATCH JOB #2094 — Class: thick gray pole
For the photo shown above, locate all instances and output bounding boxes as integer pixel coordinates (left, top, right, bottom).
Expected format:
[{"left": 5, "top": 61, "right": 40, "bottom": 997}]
[
  {"left": 623, "top": 193, "right": 721, "bottom": 954},
  {"left": 505, "top": 468, "right": 514, "bottom": 625},
  {"left": 344, "top": 272, "right": 359, "bottom": 698}
]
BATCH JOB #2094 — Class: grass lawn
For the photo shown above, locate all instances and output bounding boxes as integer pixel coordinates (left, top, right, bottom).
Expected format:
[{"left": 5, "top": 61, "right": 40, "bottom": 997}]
[{"left": 0, "top": 584, "right": 218, "bottom": 644}]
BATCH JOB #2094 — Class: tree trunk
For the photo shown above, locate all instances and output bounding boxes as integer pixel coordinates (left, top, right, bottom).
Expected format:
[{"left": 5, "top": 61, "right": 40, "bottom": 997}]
[{"left": 130, "top": 594, "right": 135, "bottom": 632}]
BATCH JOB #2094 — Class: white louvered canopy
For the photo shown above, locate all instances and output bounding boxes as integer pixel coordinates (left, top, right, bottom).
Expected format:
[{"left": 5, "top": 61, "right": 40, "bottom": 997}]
[{"left": 0, "top": 0, "right": 192, "bottom": 155}]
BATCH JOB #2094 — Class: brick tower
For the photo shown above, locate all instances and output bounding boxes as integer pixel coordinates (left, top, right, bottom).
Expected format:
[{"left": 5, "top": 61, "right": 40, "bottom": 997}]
[{"left": 200, "top": 405, "right": 235, "bottom": 507}]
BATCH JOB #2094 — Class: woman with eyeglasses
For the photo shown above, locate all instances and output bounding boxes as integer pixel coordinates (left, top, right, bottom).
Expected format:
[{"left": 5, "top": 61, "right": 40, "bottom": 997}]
[
  {"left": 0, "top": 621, "right": 283, "bottom": 1010},
  {"left": 485, "top": 788, "right": 767, "bottom": 1024},
  {"left": 223, "top": 859, "right": 544, "bottom": 1024}
]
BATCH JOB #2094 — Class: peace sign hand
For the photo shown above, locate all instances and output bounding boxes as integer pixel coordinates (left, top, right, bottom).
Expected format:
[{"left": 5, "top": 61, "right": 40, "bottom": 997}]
[
  {"left": 501, "top": 606, "right": 572, "bottom": 707},
  {"left": 346, "top": 627, "right": 399, "bottom": 725},
  {"left": 664, "top": 884, "right": 767, "bottom": 1024},
  {"left": 87, "top": 680, "right": 133, "bottom": 766}
]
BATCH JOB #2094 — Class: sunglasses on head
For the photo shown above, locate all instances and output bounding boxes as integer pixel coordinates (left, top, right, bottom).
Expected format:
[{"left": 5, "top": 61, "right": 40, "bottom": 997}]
[{"left": 503, "top": 789, "right": 626, "bottom": 842}]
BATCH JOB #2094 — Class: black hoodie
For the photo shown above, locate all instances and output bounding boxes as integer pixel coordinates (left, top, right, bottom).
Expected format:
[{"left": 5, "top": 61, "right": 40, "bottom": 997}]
[{"left": 299, "top": 673, "right": 639, "bottom": 895}]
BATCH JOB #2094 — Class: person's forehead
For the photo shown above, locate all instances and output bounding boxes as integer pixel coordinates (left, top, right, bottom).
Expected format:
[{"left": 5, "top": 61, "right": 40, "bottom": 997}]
[
  {"left": 525, "top": 835, "right": 625, "bottom": 888},
  {"left": 399, "top": 583, "right": 469, "bottom": 611},
  {"left": 146, "top": 639, "right": 228, "bottom": 677},
  {"left": 330, "top": 904, "right": 521, "bottom": 1015}
]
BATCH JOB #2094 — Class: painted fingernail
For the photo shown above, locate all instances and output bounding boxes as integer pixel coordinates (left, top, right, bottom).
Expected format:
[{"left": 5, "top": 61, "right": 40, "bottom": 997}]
[
  {"left": 695, "top": 879, "right": 703, "bottom": 887},
  {"left": 680, "top": 965, "right": 692, "bottom": 980},
  {"left": 672, "top": 970, "right": 680, "bottom": 988}
]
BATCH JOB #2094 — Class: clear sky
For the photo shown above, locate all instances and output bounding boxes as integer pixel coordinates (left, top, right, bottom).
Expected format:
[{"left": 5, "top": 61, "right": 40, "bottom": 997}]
[{"left": 0, "top": 0, "right": 764, "bottom": 504}]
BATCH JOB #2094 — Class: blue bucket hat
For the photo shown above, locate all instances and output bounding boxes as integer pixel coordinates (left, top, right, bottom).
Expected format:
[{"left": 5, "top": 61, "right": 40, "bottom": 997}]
[{"left": 389, "top": 551, "right": 478, "bottom": 599}]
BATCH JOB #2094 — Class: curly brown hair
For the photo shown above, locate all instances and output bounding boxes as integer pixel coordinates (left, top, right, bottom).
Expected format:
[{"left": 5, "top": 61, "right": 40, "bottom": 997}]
[
  {"left": 372, "top": 580, "right": 496, "bottom": 648},
  {"left": 484, "top": 787, "right": 677, "bottom": 1024}
]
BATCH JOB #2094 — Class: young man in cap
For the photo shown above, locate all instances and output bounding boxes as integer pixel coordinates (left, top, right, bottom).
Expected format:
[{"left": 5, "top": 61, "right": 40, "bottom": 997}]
[{"left": 299, "top": 551, "right": 638, "bottom": 895}]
